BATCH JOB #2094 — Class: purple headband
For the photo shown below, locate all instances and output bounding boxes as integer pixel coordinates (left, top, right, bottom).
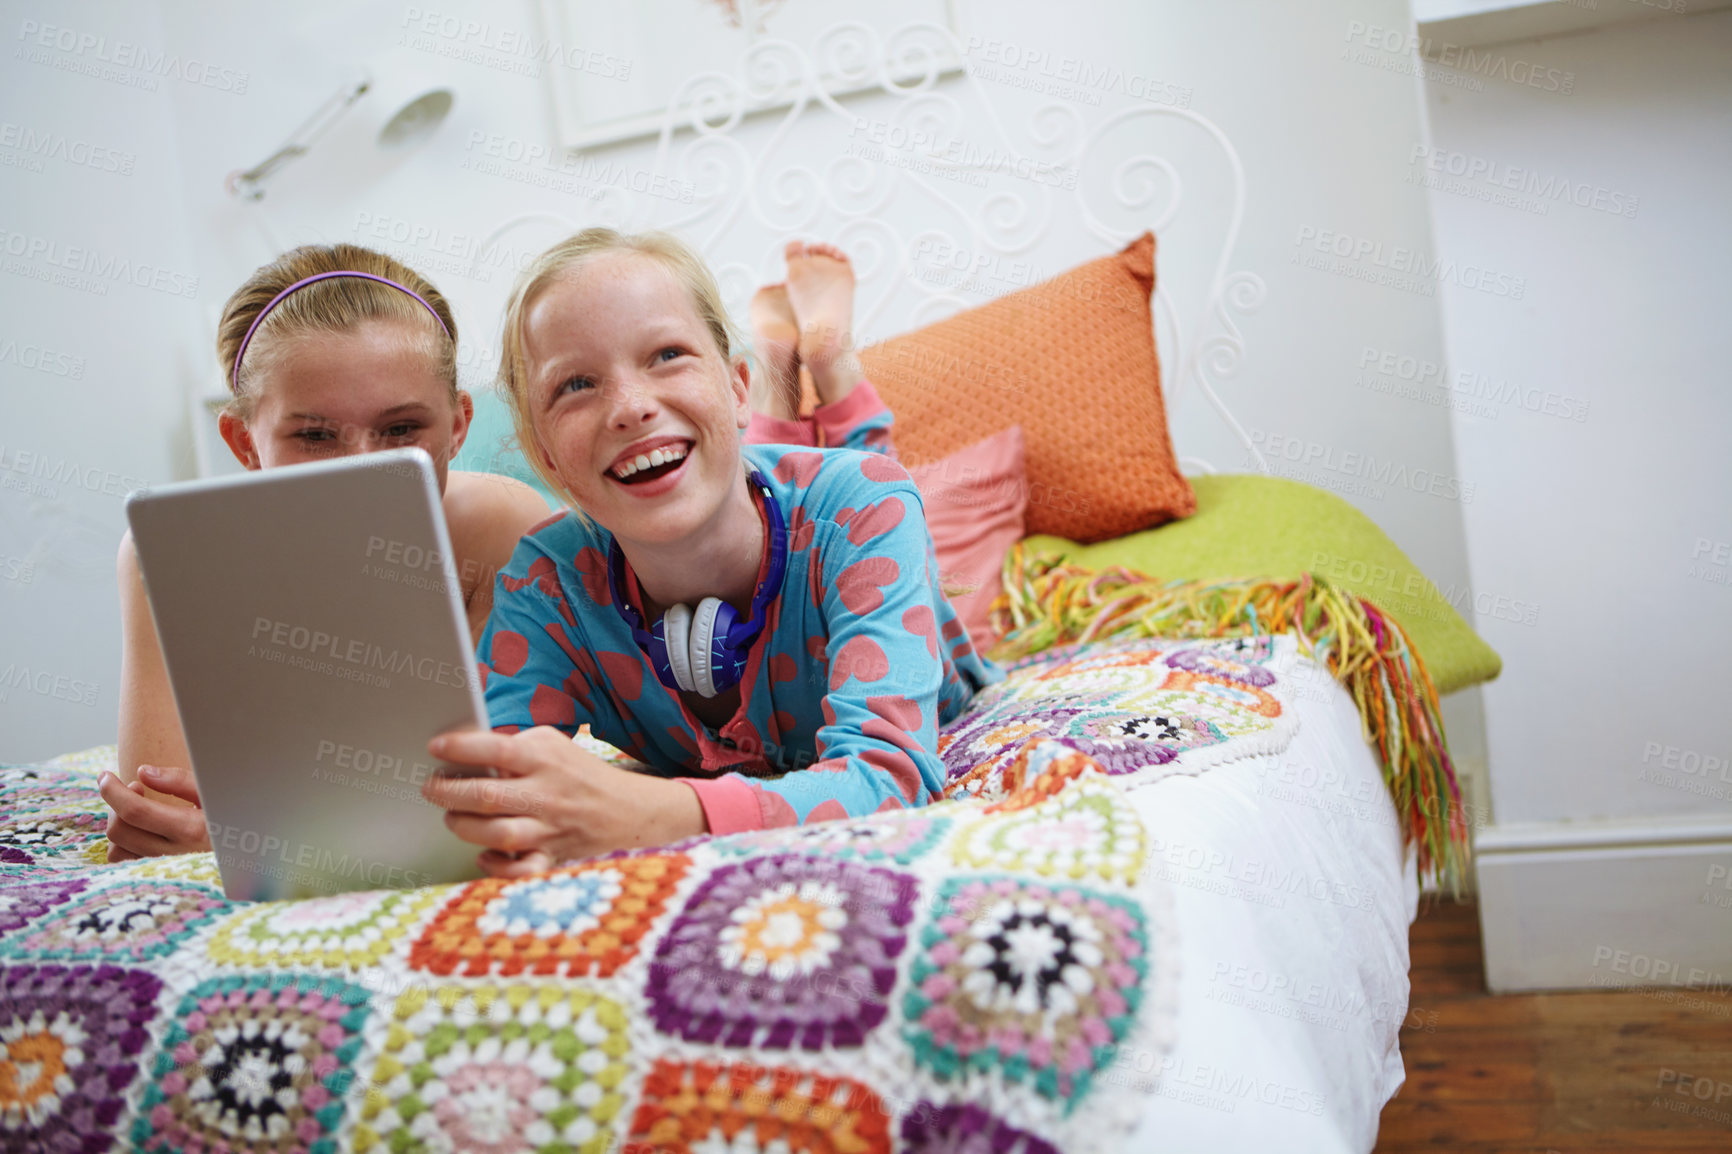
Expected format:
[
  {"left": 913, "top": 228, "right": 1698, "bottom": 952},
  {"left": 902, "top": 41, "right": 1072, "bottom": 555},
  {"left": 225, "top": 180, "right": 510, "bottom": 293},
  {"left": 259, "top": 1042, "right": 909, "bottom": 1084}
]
[{"left": 230, "top": 270, "right": 452, "bottom": 388}]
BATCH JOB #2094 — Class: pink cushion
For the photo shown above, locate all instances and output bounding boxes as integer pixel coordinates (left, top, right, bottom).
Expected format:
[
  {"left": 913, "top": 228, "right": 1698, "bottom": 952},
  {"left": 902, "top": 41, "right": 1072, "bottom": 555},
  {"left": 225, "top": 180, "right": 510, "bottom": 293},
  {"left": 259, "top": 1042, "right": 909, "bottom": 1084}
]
[{"left": 907, "top": 426, "right": 1028, "bottom": 653}]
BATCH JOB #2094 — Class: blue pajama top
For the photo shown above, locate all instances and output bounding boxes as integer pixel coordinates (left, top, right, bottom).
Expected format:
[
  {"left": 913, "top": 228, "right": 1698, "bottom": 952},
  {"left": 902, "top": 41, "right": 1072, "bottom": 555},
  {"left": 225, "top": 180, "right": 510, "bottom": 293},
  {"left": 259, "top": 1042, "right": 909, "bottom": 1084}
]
[{"left": 477, "top": 382, "right": 1002, "bottom": 833}]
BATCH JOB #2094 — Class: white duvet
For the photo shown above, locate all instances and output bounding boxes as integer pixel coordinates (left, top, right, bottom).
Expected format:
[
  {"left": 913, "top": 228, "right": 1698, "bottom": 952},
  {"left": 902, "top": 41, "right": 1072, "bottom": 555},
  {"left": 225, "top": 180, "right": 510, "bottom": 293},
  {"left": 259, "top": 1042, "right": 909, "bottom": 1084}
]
[{"left": 1123, "top": 655, "right": 1419, "bottom": 1154}]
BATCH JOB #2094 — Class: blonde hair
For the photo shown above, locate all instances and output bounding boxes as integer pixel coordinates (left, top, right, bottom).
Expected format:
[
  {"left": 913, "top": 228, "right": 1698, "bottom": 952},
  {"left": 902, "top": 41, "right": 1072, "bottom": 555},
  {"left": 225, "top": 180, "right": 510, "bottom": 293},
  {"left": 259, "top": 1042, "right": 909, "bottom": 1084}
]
[
  {"left": 217, "top": 244, "right": 458, "bottom": 419},
  {"left": 496, "top": 228, "right": 740, "bottom": 503}
]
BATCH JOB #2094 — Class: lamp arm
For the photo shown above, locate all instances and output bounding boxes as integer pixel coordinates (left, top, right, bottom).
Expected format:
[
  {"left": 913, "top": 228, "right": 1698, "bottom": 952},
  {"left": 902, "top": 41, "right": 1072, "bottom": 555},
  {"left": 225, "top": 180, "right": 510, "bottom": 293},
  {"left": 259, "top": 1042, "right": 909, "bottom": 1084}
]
[{"left": 227, "top": 78, "right": 371, "bottom": 200}]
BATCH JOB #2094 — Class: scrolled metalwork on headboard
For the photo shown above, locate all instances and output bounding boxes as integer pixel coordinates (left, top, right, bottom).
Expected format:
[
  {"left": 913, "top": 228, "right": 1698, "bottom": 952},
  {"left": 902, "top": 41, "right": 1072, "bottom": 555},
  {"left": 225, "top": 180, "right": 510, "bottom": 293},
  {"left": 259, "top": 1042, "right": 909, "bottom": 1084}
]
[{"left": 482, "top": 20, "right": 1267, "bottom": 476}]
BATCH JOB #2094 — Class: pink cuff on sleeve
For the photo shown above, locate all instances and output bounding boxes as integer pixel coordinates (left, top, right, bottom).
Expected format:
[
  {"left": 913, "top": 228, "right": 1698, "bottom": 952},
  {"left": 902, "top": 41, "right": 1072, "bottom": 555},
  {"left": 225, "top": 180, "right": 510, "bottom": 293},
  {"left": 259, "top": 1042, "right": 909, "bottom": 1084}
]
[
  {"left": 744, "top": 412, "right": 816, "bottom": 446},
  {"left": 812, "top": 379, "right": 886, "bottom": 444},
  {"left": 678, "top": 775, "right": 766, "bottom": 835}
]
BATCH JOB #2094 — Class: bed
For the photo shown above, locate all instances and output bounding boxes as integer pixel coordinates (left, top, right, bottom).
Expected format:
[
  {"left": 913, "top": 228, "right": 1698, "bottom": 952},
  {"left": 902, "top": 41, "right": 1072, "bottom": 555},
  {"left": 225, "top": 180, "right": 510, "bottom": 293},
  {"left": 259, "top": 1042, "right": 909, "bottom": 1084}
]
[
  {"left": 0, "top": 23, "right": 1487, "bottom": 1153},
  {"left": 1, "top": 634, "right": 1420, "bottom": 1153}
]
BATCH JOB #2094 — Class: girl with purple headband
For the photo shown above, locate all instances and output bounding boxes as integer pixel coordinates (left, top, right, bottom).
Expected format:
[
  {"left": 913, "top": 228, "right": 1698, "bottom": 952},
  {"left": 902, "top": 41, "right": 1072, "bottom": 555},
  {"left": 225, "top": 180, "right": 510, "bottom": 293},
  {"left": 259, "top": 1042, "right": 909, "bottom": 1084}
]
[{"left": 99, "top": 244, "right": 551, "bottom": 860}]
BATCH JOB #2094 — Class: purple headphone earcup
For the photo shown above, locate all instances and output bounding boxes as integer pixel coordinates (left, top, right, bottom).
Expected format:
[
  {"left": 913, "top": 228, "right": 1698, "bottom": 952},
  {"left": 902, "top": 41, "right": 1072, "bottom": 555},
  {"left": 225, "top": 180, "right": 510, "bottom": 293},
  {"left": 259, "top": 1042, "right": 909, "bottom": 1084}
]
[
  {"left": 690, "top": 597, "right": 729, "bottom": 698},
  {"left": 663, "top": 603, "right": 696, "bottom": 694}
]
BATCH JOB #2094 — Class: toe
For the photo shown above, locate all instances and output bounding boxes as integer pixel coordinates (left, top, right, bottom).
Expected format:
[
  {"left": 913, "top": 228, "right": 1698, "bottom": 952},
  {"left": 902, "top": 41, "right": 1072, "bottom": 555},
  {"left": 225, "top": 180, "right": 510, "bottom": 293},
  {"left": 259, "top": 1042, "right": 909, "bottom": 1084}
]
[
  {"left": 808, "top": 241, "right": 849, "bottom": 264},
  {"left": 784, "top": 238, "right": 808, "bottom": 264}
]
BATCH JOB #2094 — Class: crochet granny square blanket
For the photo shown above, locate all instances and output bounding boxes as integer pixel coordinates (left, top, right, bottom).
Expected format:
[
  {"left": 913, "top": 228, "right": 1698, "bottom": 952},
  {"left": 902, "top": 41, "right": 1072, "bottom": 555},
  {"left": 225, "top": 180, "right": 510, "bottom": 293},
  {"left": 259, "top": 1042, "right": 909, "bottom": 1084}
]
[
  {"left": 0, "top": 739, "right": 1187, "bottom": 1154},
  {"left": 0, "top": 635, "right": 1309, "bottom": 1151},
  {"left": 940, "top": 635, "right": 1301, "bottom": 800}
]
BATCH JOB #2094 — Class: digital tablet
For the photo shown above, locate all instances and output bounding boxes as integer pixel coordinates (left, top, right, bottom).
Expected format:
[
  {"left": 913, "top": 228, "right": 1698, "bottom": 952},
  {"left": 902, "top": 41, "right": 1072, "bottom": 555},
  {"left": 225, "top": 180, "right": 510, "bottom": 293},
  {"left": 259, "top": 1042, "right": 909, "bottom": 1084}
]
[{"left": 125, "top": 448, "right": 491, "bottom": 900}]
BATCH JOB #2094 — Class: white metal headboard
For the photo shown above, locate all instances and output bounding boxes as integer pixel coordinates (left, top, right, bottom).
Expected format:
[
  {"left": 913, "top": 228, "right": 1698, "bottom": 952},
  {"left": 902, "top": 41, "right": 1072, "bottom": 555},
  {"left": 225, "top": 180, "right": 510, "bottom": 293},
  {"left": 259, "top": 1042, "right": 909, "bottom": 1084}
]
[{"left": 477, "top": 21, "right": 1269, "bottom": 476}]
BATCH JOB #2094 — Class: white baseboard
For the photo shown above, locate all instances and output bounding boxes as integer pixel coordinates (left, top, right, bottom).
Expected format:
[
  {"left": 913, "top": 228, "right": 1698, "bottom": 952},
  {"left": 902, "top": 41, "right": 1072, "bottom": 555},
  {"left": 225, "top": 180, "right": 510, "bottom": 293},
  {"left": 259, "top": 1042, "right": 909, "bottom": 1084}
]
[{"left": 1474, "top": 814, "right": 1732, "bottom": 993}]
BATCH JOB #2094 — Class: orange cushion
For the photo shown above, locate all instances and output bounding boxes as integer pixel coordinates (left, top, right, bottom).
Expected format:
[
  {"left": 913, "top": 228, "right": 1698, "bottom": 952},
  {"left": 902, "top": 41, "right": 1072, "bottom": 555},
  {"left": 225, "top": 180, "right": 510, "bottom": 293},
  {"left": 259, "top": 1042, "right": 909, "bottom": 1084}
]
[
  {"left": 858, "top": 232, "right": 1193, "bottom": 541},
  {"left": 907, "top": 426, "right": 1027, "bottom": 653}
]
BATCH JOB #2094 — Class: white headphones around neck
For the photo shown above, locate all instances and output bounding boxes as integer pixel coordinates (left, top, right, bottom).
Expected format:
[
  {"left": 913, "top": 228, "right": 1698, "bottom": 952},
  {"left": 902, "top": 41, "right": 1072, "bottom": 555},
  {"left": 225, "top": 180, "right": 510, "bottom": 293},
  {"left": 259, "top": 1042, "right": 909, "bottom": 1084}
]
[{"left": 661, "top": 599, "right": 729, "bottom": 699}]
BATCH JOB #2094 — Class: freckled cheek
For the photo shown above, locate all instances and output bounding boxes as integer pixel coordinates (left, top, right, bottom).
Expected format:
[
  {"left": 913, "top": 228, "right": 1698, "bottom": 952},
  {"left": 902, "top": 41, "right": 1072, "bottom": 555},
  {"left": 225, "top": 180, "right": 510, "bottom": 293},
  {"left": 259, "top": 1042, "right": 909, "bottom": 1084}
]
[{"left": 543, "top": 429, "right": 602, "bottom": 490}]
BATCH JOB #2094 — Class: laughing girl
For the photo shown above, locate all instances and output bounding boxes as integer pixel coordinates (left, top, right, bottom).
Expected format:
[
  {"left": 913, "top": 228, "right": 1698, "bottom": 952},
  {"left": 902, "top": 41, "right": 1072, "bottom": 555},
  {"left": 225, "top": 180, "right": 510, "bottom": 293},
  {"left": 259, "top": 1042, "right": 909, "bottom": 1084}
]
[{"left": 423, "top": 231, "right": 999, "bottom": 876}]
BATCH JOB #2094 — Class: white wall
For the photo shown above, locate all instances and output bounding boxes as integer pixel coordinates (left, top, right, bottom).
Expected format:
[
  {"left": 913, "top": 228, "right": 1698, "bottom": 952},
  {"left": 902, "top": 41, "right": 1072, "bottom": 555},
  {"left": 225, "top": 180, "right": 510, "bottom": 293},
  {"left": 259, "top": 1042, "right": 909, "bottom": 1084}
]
[
  {"left": 1421, "top": 8, "right": 1732, "bottom": 826},
  {"left": 0, "top": 0, "right": 205, "bottom": 759},
  {"left": 3, "top": 0, "right": 1485, "bottom": 791}
]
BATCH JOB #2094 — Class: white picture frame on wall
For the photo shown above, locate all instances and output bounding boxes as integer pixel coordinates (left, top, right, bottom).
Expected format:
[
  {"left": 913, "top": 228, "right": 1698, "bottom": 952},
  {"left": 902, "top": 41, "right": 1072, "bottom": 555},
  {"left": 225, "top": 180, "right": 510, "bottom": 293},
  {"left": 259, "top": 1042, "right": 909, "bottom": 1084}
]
[{"left": 537, "top": 0, "right": 962, "bottom": 151}]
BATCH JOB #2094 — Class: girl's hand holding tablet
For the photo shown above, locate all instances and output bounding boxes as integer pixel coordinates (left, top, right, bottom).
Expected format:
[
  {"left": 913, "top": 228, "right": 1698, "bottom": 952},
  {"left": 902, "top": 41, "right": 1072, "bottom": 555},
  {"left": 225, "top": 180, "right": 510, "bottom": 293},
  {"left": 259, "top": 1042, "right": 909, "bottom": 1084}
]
[
  {"left": 99, "top": 765, "right": 210, "bottom": 860},
  {"left": 421, "top": 728, "right": 705, "bottom": 877}
]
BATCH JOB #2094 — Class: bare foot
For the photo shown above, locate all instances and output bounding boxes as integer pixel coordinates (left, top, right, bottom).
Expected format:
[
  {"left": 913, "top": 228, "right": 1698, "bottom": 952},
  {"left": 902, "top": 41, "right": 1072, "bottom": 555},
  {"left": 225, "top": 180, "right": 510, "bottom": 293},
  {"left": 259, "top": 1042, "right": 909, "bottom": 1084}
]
[
  {"left": 748, "top": 282, "right": 801, "bottom": 421},
  {"left": 783, "top": 239, "right": 865, "bottom": 406}
]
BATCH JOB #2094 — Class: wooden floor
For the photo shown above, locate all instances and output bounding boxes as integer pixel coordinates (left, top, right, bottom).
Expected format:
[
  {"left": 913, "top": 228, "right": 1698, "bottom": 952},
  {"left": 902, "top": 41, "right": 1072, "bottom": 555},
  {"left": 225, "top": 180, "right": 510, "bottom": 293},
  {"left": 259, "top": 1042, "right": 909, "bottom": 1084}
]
[{"left": 1373, "top": 899, "right": 1732, "bottom": 1152}]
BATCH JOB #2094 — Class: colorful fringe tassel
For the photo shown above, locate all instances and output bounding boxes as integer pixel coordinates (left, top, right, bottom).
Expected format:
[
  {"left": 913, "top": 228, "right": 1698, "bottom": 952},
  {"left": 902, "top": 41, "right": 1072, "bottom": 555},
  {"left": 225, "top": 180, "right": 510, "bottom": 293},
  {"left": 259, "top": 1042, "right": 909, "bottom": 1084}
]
[{"left": 987, "top": 544, "right": 1469, "bottom": 892}]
